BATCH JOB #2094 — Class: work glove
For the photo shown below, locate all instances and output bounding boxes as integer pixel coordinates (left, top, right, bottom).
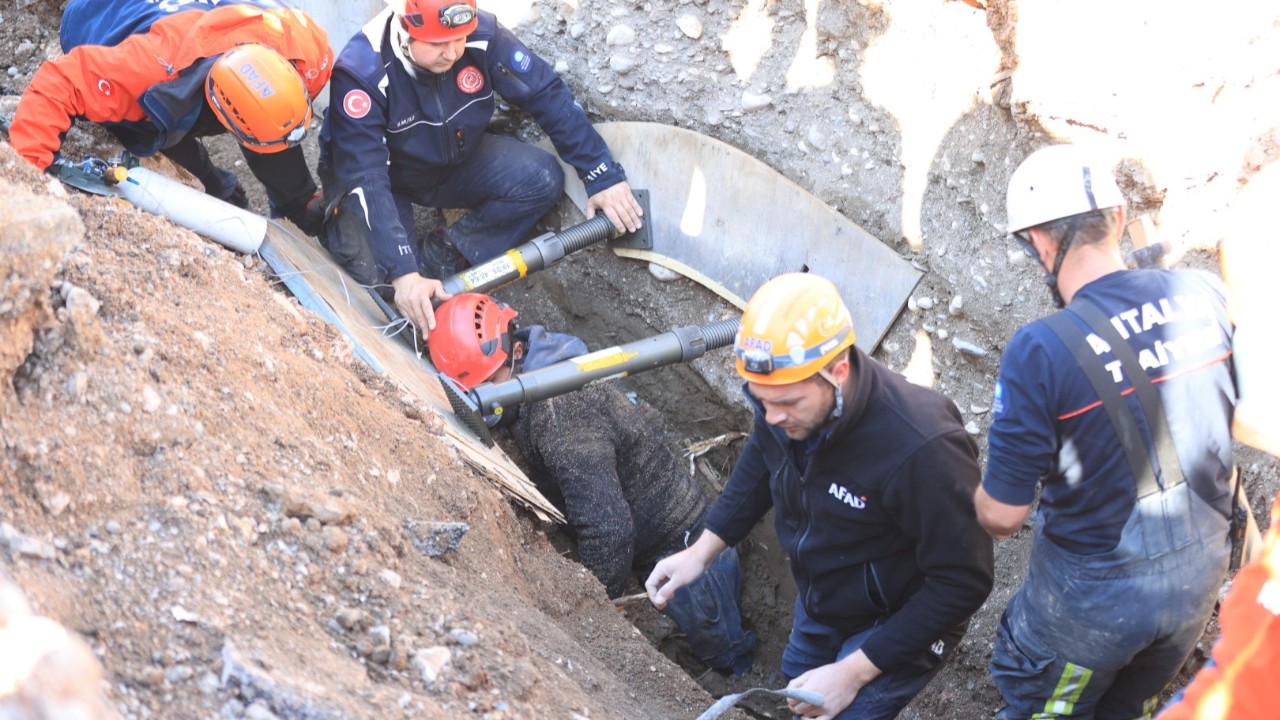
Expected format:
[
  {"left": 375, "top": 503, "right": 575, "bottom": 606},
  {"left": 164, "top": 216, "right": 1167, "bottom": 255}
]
[
  {"left": 284, "top": 193, "right": 327, "bottom": 237},
  {"left": 221, "top": 183, "right": 250, "bottom": 210}
]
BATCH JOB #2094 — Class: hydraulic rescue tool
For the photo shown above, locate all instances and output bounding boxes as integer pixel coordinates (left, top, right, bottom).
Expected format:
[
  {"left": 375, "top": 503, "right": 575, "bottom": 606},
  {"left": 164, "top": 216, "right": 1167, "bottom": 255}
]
[
  {"left": 441, "top": 189, "right": 651, "bottom": 296},
  {"left": 440, "top": 317, "right": 740, "bottom": 447},
  {"left": 370, "top": 191, "right": 651, "bottom": 344}
]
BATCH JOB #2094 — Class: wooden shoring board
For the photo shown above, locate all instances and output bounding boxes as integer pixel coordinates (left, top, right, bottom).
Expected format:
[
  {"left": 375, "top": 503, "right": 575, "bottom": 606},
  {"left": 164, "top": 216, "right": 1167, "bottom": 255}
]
[
  {"left": 542, "top": 122, "right": 921, "bottom": 351},
  {"left": 258, "top": 223, "right": 563, "bottom": 524}
]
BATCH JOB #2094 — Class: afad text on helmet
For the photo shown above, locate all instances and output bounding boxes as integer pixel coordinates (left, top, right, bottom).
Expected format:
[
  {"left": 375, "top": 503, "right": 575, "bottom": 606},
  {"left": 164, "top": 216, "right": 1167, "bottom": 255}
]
[
  {"left": 740, "top": 336, "right": 773, "bottom": 353},
  {"left": 237, "top": 62, "right": 277, "bottom": 99}
]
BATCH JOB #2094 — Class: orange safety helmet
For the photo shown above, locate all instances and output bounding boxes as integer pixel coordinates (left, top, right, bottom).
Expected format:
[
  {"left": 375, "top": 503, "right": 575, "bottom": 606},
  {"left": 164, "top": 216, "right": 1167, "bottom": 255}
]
[
  {"left": 735, "top": 273, "right": 856, "bottom": 385},
  {"left": 393, "top": 0, "right": 478, "bottom": 43},
  {"left": 429, "top": 293, "right": 519, "bottom": 390},
  {"left": 205, "top": 44, "right": 312, "bottom": 155}
]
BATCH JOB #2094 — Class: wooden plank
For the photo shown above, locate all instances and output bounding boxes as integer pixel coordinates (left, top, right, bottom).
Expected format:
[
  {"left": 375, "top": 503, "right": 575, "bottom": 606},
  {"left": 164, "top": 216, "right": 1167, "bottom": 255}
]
[
  {"left": 258, "top": 223, "right": 564, "bottom": 524},
  {"left": 543, "top": 122, "right": 921, "bottom": 351}
]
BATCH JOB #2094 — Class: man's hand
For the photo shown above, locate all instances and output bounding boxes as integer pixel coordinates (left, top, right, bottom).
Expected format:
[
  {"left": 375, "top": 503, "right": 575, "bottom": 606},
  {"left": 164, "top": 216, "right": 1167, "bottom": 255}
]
[
  {"left": 586, "top": 180, "right": 644, "bottom": 236},
  {"left": 391, "top": 272, "right": 452, "bottom": 339},
  {"left": 786, "top": 650, "right": 881, "bottom": 720},
  {"left": 644, "top": 530, "right": 726, "bottom": 610}
]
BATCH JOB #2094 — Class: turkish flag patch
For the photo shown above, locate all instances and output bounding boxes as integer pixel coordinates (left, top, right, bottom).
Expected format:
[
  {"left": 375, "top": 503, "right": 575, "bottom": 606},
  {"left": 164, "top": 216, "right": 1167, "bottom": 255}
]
[{"left": 342, "top": 89, "right": 371, "bottom": 119}]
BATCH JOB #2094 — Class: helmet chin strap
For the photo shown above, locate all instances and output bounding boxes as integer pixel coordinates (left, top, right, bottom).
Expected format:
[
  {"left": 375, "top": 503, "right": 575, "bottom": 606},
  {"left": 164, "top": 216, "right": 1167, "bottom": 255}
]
[
  {"left": 1042, "top": 213, "right": 1086, "bottom": 309},
  {"left": 817, "top": 368, "right": 844, "bottom": 419},
  {"left": 391, "top": 21, "right": 433, "bottom": 79},
  {"left": 1043, "top": 167, "right": 1100, "bottom": 309}
]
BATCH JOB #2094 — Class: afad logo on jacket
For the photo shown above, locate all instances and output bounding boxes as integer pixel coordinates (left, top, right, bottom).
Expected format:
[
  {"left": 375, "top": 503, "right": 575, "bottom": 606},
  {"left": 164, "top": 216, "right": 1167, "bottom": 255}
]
[{"left": 828, "top": 483, "right": 866, "bottom": 509}]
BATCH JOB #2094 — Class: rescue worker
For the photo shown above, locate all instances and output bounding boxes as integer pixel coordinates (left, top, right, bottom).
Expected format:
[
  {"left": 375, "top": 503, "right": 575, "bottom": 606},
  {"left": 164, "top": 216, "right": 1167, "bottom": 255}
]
[
  {"left": 1154, "top": 160, "right": 1280, "bottom": 720},
  {"left": 646, "top": 273, "right": 995, "bottom": 719},
  {"left": 8, "top": 0, "right": 332, "bottom": 234},
  {"left": 429, "top": 294, "right": 756, "bottom": 676},
  {"left": 317, "top": 0, "right": 643, "bottom": 339},
  {"left": 974, "top": 144, "right": 1238, "bottom": 719}
]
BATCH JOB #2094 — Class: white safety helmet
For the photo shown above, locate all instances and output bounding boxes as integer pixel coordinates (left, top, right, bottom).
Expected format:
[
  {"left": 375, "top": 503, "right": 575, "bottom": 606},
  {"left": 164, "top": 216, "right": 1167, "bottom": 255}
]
[{"left": 1006, "top": 144, "right": 1126, "bottom": 234}]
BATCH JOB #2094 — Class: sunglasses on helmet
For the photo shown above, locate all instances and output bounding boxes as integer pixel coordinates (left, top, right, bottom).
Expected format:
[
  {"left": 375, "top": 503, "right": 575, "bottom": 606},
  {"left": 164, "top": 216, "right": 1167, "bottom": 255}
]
[{"left": 403, "top": 2, "right": 476, "bottom": 30}]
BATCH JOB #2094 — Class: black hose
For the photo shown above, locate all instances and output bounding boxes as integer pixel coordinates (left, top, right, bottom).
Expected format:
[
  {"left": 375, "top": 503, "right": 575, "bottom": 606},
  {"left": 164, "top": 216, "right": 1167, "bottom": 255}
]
[
  {"left": 700, "top": 318, "right": 741, "bottom": 350},
  {"left": 555, "top": 214, "right": 616, "bottom": 254}
]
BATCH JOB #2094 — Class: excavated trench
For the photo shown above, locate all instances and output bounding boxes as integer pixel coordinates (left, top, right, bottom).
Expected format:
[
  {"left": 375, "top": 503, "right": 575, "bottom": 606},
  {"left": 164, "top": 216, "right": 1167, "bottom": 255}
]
[{"left": 485, "top": 217, "right": 801, "bottom": 713}]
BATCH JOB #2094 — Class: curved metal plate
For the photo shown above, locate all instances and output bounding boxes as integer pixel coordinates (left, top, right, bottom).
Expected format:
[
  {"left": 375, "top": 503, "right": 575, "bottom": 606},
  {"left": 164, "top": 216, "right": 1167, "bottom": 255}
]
[{"left": 544, "top": 122, "right": 921, "bottom": 351}]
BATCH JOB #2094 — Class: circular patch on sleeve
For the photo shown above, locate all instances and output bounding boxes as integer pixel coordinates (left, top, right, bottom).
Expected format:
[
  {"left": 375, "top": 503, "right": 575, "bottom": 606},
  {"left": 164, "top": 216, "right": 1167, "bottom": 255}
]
[
  {"left": 456, "top": 65, "right": 485, "bottom": 94},
  {"left": 511, "top": 48, "right": 532, "bottom": 73},
  {"left": 342, "top": 89, "right": 371, "bottom": 119}
]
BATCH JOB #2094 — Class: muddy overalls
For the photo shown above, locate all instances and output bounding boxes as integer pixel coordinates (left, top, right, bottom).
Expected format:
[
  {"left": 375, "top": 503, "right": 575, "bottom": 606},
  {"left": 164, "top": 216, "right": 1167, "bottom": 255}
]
[
  {"left": 992, "top": 481, "right": 1231, "bottom": 719},
  {"left": 991, "top": 290, "right": 1236, "bottom": 720}
]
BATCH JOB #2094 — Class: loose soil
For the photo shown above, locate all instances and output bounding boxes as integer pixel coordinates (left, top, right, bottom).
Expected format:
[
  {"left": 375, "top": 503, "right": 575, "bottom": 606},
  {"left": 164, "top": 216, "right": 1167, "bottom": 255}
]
[{"left": 1, "top": 1, "right": 1277, "bottom": 719}]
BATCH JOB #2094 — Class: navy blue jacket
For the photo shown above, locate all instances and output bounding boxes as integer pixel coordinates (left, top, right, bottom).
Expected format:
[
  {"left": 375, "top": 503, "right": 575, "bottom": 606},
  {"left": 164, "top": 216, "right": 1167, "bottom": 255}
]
[
  {"left": 984, "top": 269, "right": 1237, "bottom": 554},
  {"left": 318, "top": 10, "right": 625, "bottom": 281},
  {"left": 706, "top": 348, "right": 994, "bottom": 672}
]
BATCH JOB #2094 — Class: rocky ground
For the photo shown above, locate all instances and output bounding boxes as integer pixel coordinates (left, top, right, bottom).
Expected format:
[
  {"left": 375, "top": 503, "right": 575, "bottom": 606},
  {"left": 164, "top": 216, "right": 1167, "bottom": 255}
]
[{"left": 2, "top": 1, "right": 1278, "bottom": 719}]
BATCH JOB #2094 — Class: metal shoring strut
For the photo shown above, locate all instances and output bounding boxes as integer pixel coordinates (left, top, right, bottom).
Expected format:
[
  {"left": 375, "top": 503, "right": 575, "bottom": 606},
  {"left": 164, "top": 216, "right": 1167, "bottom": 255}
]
[{"left": 440, "top": 317, "right": 739, "bottom": 447}]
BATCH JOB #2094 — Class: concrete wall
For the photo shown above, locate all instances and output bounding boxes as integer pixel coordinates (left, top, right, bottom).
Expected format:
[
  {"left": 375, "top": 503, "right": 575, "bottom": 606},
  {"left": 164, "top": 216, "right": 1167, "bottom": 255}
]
[{"left": 292, "top": 0, "right": 383, "bottom": 112}]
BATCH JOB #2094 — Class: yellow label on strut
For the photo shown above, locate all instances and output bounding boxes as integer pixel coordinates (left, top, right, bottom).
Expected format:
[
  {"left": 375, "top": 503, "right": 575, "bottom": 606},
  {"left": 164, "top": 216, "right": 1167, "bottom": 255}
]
[
  {"left": 461, "top": 249, "right": 529, "bottom": 291},
  {"left": 573, "top": 347, "right": 638, "bottom": 373}
]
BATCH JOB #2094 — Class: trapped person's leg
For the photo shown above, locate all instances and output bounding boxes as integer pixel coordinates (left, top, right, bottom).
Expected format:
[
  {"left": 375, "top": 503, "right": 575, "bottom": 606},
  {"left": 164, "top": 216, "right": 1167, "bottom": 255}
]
[
  {"left": 417, "top": 133, "right": 564, "bottom": 265},
  {"left": 659, "top": 546, "right": 756, "bottom": 675}
]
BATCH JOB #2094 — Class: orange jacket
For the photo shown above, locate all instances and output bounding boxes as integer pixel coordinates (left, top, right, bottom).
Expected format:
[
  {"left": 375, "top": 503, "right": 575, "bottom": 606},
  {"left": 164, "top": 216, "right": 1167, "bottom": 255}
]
[
  {"left": 10, "top": 4, "right": 331, "bottom": 170},
  {"left": 1157, "top": 493, "right": 1280, "bottom": 720}
]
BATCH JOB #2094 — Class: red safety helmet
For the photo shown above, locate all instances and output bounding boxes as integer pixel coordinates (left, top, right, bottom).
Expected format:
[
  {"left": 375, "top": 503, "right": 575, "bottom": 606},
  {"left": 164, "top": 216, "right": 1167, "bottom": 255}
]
[
  {"left": 205, "top": 44, "right": 312, "bottom": 154},
  {"left": 429, "top": 293, "right": 518, "bottom": 390},
  {"left": 392, "top": 0, "right": 478, "bottom": 43}
]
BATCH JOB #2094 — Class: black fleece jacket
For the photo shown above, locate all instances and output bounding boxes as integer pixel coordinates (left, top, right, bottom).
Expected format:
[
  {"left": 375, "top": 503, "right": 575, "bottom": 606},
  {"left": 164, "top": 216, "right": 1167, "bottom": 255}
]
[
  {"left": 706, "top": 347, "right": 994, "bottom": 672},
  {"left": 513, "top": 383, "right": 706, "bottom": 598}
]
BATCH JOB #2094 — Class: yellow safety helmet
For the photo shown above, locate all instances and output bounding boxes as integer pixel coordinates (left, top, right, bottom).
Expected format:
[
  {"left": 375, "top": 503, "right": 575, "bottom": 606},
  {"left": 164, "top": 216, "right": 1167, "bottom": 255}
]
[
  {"left": 735, "top": 273, "right": 856, "bottom": 385},
  {"left": 205, "top": 44, "right": 312, "bottom": 155}
]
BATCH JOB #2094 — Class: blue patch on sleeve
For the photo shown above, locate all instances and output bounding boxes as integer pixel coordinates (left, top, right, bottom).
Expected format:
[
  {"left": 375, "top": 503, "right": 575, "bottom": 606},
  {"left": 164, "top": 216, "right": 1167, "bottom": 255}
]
[
  {"left": 511, "top": 48, "right": 532, "bottom": 73},
  {"left": 992, "top": 381, "right": 1005, "bottom": 417}
]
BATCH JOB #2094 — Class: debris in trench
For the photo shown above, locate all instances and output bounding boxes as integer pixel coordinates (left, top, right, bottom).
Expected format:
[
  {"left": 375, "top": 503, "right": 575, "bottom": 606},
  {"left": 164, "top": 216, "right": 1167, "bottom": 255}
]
[{"left": 405, "top": 520, "right": 469, "bottom": 557}]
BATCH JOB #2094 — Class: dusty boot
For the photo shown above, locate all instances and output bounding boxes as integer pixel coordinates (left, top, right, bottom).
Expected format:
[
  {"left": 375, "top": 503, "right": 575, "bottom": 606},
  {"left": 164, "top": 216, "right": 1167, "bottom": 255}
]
[{"left": 417, "top": 227, "right": 468, "bottom": 280}]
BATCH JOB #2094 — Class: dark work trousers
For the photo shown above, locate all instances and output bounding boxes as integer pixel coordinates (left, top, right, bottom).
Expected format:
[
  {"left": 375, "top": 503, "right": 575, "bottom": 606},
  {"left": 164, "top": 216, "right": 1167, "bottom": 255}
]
[
  {"left": 160, "top": 135, "right": 240, "bottom": 202},
  {"left": 159, "top": 135, "right": 316, "bottom": 221},
  {"left": 991, "top": 482, "right": 1231, "bottom": 719},
  {"left": 781, "top": 599, "right": 961, "bottom": 720},
  {"left": 392, "top": 132, "right": 564, "bottom": 265}
]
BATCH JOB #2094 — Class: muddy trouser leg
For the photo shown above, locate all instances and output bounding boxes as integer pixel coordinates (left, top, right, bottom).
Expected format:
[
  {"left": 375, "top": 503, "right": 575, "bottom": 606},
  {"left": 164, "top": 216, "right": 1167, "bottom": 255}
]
[
  {"left": 320, "top": 190, "right": 417, "bottom": 288},
  {"left": 781, "top": 598, "right": 958, "bottom": 720},
  {"left": 660, "top": 546, "right": 757, "bottom": 675},
  {"left": 241, "top": 144, "right": 319, "bottom": 230},
  {"left": 990, "top": 510, "right": 1230, "bottom": 720},
  {"left": 414, "top": 133, "right": 564, "bottom": 265},
  {"left": 159, "top": 136, "right": 243, "bottom": 205}
]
